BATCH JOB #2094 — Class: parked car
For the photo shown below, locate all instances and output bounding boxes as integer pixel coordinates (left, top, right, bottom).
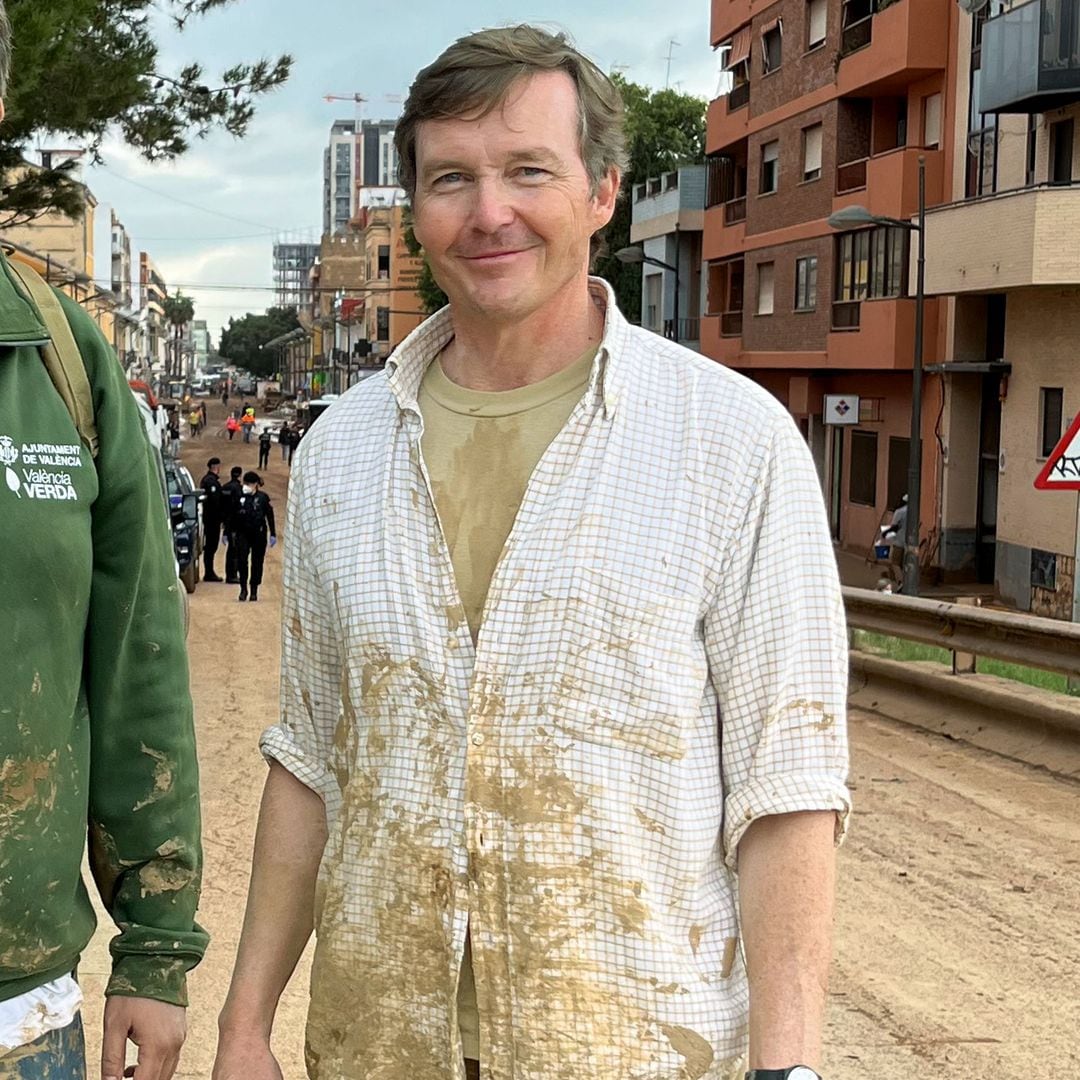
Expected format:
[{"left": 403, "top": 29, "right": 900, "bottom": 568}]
[{"left": 163, "top": 458, "right": 204, "bottom": 594}]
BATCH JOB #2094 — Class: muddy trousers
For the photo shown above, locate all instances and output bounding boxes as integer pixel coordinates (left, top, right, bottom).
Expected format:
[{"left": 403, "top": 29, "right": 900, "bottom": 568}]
[
  {"left": 0, "top": 1016, "right": 85, "bottom": 1079},
  {"left": 234, "top": 532, "right": 267, "bottom": 590},
  {"left": 465, "top": 1062, "right": 479, "bottom": 1080}
]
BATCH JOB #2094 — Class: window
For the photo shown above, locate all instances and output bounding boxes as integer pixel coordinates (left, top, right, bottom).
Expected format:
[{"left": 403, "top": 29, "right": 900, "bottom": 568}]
[
  {"left": 887, "top": 437, "right": 910, "bottom": 511},
  {"left": 849, "top": 430, "right": 878, "bottom": 506},
  {"left": 376, "top": 306, "right": 390, "bottom": 342},
  {"left": 1039, "top": 387, "right": 1064, "bottom": 458},
  {"left": 756, "top": 262, "right": 775, "bottom": 315},
  {"left": 1031, "top": 549, "right": 1058, "bottom": 591},
  {"left": 794, "top": 256, "right": 818, "bottom": 311},
  {"left": 645, "top": 273, "right": 662, "bottom": 331},
  {"left": 1050, "top": 119, "right": 1074, "bottom": 185},
  {"left": 966, "top": 9, "right": 998, "bottom": 198},
  {"left": 802, "top": 124, "right": 823, "bottom": 182},
  {"left": 762, "top": 19, "right": 783, "bottom": 73},
  {"left": 377, "top": 244, "right": 390, "bottom": 279},
  {"left": 807, "top": 0, "right": 827, "bottom": 49},
  {"left": 760, "top": 140, "right": 779, "bottom": 194},
  {"left": 923, "top": 93, "right": 941, "bottom": 149},
  {"left": 835, "top": 226, "right": 907, "bottom": 301}
]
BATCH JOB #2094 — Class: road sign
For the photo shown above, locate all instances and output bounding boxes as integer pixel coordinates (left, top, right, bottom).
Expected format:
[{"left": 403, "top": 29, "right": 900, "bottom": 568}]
[{"left": 1034, "top": 412, "right": 1080, "bottom": 491}]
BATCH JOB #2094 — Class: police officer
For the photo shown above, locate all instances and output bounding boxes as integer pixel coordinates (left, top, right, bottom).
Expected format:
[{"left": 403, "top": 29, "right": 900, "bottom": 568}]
[
  {"left": 233, "top": 471, "right": 276, "bottom": 602},
  {"left": 220, "top": 465, "right": 244, "bottom": 584},
  {"left": 199, "top": 457, "right": 226, "bottom": 582}
]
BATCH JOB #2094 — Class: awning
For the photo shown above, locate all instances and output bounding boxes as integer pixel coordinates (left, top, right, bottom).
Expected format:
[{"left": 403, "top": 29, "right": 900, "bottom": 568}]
[
  {"left": 725, "top": 26, "right": 752, "bottom": 69},
  {"left": 761, "top": 16, "right": 782, "bottom": 37}
]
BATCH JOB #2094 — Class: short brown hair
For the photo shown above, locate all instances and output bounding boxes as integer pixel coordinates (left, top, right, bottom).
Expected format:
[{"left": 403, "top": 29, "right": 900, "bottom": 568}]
[
  {"left": 395, "top": 25, "right": 628, "bottom": 198},
  {"left": 0, "top": 0, "right": 11, "bottom": 99}
]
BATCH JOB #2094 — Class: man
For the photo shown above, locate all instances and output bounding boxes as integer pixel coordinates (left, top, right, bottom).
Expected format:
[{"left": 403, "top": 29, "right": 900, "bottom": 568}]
[
  {"left": 215, "top": 25, "right": 849, "bottom": 1080},
  {"left": 220, "top": 465, "right": 244, "bottom": 584},
  {"left": 240, "top": 408, "right": 255, "bottom": 444},
  {"left": 0, "top": 4, "right": 206, "bottom": 1077},
  {"left": 257, "top": 426, "right": 272, "bottom": 470},
  {"left": 200, "top": 456, "right": 226, "bottom": 582},
  {"left": 231, "top": 471, "right": 275, "bottom": 602}
]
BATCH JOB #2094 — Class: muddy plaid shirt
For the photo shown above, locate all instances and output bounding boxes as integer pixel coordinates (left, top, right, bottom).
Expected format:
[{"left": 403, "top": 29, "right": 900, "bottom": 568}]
[{"left": 262, "top": 280, "right": 851, "bottom": 1080}]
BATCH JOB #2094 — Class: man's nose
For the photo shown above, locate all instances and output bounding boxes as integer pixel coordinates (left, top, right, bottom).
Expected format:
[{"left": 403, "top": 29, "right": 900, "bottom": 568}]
[{"left": 470, "top": 177, "right": 516, "bottom": 233}]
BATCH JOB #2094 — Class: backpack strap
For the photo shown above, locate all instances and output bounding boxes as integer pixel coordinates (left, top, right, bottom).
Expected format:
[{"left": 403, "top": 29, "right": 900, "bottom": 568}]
[{"left": 6, "top": 259, "right": 100, "bottom": 460}]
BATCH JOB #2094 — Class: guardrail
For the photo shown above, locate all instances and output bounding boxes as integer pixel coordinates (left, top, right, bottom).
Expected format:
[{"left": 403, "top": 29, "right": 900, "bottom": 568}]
[{"left": 843, "top": 587, "right": 1080, "bottom": 680}]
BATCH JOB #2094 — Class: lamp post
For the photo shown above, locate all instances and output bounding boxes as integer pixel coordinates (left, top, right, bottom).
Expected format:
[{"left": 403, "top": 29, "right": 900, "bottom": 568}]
[
  {"left": 827, "top": 155, "right": 926, "bottom": 597},
  {"left": 616, "top": 245, "right": 681, "bottom": 342}
]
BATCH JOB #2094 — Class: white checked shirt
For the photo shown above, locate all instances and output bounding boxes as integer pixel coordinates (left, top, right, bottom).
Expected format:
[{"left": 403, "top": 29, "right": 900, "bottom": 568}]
[{"left": 262, "top": 279, "right": 850, "bottom": 1080}]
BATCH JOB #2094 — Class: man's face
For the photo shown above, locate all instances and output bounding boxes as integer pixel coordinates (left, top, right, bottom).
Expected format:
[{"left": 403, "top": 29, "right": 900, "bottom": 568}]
[
  {"left": 411, "top": 71, "right": 619, "bottom": 324},
  {"left": 210, "top": 464, "right": 220, "bottom": 476}
]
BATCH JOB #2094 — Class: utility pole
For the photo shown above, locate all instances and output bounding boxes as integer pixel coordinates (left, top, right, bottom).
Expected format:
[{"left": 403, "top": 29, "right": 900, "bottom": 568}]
[{"left": 665, "top": 40, "right": 681, "bottom": 89}]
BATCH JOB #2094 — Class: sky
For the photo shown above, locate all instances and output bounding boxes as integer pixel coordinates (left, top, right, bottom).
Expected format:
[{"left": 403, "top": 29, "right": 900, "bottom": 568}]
[{"left": 71, "top": 0, "right": 721, "bottom": 347}]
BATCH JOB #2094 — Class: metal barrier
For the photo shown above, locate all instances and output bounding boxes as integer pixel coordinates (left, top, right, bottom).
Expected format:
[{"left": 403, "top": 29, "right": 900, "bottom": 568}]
[{"left": 843, "top": 586, "right": 1080, "bottom": 680}]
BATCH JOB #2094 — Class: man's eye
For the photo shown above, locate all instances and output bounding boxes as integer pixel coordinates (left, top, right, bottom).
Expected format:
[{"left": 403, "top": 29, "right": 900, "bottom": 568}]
[
  {"left": 517, "top": 167, "right": 548, "bottom": 179},
  {"left": 434, "top": 172, "right": 465, "bottom": 186}
]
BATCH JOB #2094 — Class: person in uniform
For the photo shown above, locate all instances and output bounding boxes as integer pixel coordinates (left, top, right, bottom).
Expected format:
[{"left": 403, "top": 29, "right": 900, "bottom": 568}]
[{"left": 232, "top": 471, "right": 276, "bottom": 602}]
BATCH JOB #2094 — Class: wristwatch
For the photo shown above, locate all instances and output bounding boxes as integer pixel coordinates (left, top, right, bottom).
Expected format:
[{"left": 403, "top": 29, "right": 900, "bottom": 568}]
[{"left": 745, "top": 1069, "right": 821, "bottom": 1080}]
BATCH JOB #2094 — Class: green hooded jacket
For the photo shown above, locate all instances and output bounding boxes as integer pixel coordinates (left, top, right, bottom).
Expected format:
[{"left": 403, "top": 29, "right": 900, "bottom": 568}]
[{"left": 0, "top": 248, "right": 207, "bottom": 1007}]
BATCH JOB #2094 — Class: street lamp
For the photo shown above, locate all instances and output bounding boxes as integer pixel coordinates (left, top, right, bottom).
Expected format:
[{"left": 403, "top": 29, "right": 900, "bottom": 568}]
[
  {"left": 616, "top": 245, "right": 681, "bottom": 342},
  {"left": 827, "top": 155, "right": 926, "bottom": 598}
]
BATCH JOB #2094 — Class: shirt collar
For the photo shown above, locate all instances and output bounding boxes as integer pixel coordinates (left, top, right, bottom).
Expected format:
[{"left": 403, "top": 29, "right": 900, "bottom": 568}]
[{"left": 385, "top": 276, "right": 633, "bottom": 420}]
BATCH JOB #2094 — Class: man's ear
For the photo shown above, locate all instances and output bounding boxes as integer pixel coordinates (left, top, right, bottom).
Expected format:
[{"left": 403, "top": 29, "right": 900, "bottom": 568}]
[{"left": 592, "top": 165, "right": 621, "bottom": 230}]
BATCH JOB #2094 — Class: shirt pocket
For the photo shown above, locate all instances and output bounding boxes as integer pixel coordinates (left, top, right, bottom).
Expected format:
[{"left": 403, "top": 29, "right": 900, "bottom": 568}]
[{"left": 548, "top": 567, "right": 706, "bottom": 762}]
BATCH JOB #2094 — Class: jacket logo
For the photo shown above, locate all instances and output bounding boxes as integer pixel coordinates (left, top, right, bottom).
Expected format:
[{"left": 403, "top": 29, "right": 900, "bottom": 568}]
[{"left": 1, "top": 434, "right": 81, "bottom": 501}]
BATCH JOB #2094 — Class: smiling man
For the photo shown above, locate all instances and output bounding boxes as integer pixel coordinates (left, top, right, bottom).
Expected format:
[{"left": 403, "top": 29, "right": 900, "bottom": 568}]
[{"left": 214, "top": 25, "right": 850, "bottom": 1080}]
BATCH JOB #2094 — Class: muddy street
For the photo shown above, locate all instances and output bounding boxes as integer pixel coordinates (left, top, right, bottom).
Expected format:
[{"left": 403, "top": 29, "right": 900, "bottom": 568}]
[{"left": 75, "top": 407, "right": 1080, "bottom": 1078}]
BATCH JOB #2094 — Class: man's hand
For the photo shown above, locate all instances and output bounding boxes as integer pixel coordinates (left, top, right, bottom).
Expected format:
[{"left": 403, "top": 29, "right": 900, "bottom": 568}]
[
  {"left": 101, "top": 997, "right": 187, "bottom": 1080},
  {"left": 212, "top": 1031, "right": 284, "bottom": 1080}
]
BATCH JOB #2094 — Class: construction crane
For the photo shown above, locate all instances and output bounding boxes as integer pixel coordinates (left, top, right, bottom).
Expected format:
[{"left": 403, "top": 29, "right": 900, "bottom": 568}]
[{"left": 323, "top": 93, "right": 403, "bottom": 120}]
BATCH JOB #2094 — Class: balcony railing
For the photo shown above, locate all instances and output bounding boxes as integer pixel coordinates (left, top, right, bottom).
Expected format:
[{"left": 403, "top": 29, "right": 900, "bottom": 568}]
[
  {"left": 720, "top": 311, "right": 744, "bottom": 337},
  {"left": 724, "top": 196, "right": 747, "bottom": 225},
  {"left": 832, "top": 300, "right": 862, "bottom": 330},
  {"left": 837, "top": 158, "right": 869, "bottom": 194},
  {"left": 664, "top": 317, "right": 701, "bottom": 342},
  {"left": 841, "top": 15, "right": 872, "bottom": 56},
  {"left": 728, "top": 82, "right": 750, "bottom": 112}
]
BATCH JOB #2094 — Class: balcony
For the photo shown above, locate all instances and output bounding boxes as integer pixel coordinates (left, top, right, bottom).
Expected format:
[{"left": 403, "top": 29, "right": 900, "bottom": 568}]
[
  {"left": 704, "top": 204, "right": 746, "bottom": 261},
  {"left": 707, "top": 93, "right": 750, "bottom": 156},
  {"left": 981, "top": 0, "right": 1080, "bottom": 114},
  {"left": 832, "top": 147, "right": 945, "bottom": 223},
  {"left": 826, "top": 295, "right": 940, "bottom": 370},
  {"left": 664, "top": 317, "right": 702, "bottom": 347},
  {"left": 836, "top": 0, "right": 948, "bottom": 96},
  {"left": 701, "top": 313, "right": 742, "bottom": 366},
  {"left": 923, "top": 184, "right": 1080, "bottom": 295},
  {"left": 723, "top": 196, "right": 747, "bottom": 225},
  {"left": 728, "top": 82, "right": 750, "bottom": 112},
  {"left": 711, "top": 0, "right": 781, "bottom": 45}
]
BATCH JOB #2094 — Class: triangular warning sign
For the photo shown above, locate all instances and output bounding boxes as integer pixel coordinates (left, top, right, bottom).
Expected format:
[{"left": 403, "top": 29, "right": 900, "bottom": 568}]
[{"left": 1035, "top": 411, "right": 1080, "bottom": 490}]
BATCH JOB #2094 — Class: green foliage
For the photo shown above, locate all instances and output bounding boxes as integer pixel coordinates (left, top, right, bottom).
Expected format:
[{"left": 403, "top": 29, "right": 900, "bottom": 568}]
[
  {"left": 0, "top": 0, "right": 292, "bottom": 226},
  {"left": 162, "top": 292, "right": 195, "bottom": 329},
  {"left": 592, "top": 74, "right": 707, "bottom": 323},
  {"left": 218, "top": 307, "right": 300, "bottom": 378},
  {"left": 402, "top": 215, "right": 448, "bottom": 315}
]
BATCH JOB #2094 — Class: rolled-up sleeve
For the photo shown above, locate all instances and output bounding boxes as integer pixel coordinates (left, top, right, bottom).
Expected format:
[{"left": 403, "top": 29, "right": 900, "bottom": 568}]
[
  {"left": 260, "top": 449, "right": 342, "bottom": 811},
  {"left": 705, "top": 413, "right": 851, "bottom": 869}
]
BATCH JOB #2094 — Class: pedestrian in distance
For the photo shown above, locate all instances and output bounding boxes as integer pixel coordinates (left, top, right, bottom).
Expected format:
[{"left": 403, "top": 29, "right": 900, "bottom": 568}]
[
  {"left": 220, "top": 465, "right": 244, "bottom": 584},
  {"left": 240, "top": 409, "right": 256, "bottom": 444},
  {"left": 168, "top": 414, "right": 181, "bottom": 458},
  {"left": 226, "top": 414, "right": 240, "bottom": 441},
  {"left": 231, "top": 471, "right": 276, "bottom": 602},
  {"left": 257, "top": 426, "right": 272, "bottom": 470},
  {"left": 188, "top": 407, "right": 200, "bottom": 438},
  {"left": 222, "top": 388, "right": 229, "bottom": 407},
  {"left": 0, "top": 8, "right": 206, "bottom": 1076},
  {"left": 215, "top": 24, "right": 848, "bottom": 1080},
  {"left": 278, "top": 421, "right": 291, "bottom": 461},
  {"left": 200, "top": 456, "right": 227, "bottom": 582}
]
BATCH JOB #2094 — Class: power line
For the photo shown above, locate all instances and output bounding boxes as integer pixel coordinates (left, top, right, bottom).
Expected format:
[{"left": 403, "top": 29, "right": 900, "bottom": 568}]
[{"left": 95, "top": 166, "right": 312, "bottom": 233}]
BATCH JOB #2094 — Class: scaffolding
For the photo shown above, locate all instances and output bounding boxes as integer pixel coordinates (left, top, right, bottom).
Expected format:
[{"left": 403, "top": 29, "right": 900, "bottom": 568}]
[{"left": 273, "top": 242, "right": 321, "bottom": 311}]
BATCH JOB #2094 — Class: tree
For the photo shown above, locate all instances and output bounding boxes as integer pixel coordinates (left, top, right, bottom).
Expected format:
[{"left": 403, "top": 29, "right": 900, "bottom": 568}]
[
  {"left": 402, "top": 215, "right": 448, "bottom": 315},
  {"left": 592, "top": 75, "right": 707, "bottom": 323},
  {"left": 218, "top": 307, "right": 300, "bottom": 378},
  {"left": 162, "top": 291, "right": 195, "bottom": 377},
  {"left": 0, "top": 0, "right": 292, "bottom": 226}
]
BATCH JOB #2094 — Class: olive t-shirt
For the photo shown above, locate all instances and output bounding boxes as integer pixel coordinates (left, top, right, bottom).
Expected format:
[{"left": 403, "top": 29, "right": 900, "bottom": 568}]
[{"left": 418, "top": 345, "right": 596, "bottom": 1062}]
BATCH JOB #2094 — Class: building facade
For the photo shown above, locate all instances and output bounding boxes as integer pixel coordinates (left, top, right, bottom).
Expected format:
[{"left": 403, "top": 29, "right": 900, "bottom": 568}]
[
  {"left": 273, "top": 241, "right": 321, "bottom": 309},
  {"left": 324, "top": 119, "right": 358, "bottom": 236},
  {"left": 704, "top": 0, "right": 1080, "bottom": 618},
  {"left": 139, "top": 252, "right": 168, "bottom": 376},
  {"left": 630, "top": 165, "right": 707, "bottom": 350}
]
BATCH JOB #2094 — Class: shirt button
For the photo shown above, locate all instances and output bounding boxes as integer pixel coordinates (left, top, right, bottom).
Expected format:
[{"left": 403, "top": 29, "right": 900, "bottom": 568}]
[{"left": 471, "top": 732, "right": 485, "bottom": 747}]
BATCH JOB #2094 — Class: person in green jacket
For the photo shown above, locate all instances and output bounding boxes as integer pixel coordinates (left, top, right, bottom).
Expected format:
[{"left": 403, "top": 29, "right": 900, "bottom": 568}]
[{"left": 0, "top": 8, "right": 207, "bottom": 1076}]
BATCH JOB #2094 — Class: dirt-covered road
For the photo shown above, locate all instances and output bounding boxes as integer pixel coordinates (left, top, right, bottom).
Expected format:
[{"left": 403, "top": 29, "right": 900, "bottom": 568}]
[{"left": 75, "top": 408, "right": 1080, "bottom": 1077}]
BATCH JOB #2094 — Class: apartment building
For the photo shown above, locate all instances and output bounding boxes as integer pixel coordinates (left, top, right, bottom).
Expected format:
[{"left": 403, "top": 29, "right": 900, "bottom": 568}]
[
  {"left": 924, "top": 0, "right": 1080, "bottom": 617},
  {"left": 630, "top": 164, "right": 707, "bottom": 350},
  {"left": 139, "top": 252, "right": 168, "bottom": 374},
  {"left": 323, "top": 119, "right": 402, "bottom": 236},
  {"left": 705, "top": 0, "right": 1080, "bottom": 617}
]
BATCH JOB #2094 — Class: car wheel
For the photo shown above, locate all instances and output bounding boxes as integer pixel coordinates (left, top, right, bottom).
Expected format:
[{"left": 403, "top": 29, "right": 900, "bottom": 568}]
[{"left": 181, "top": 561, "right": 198, "bottom": 594}]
